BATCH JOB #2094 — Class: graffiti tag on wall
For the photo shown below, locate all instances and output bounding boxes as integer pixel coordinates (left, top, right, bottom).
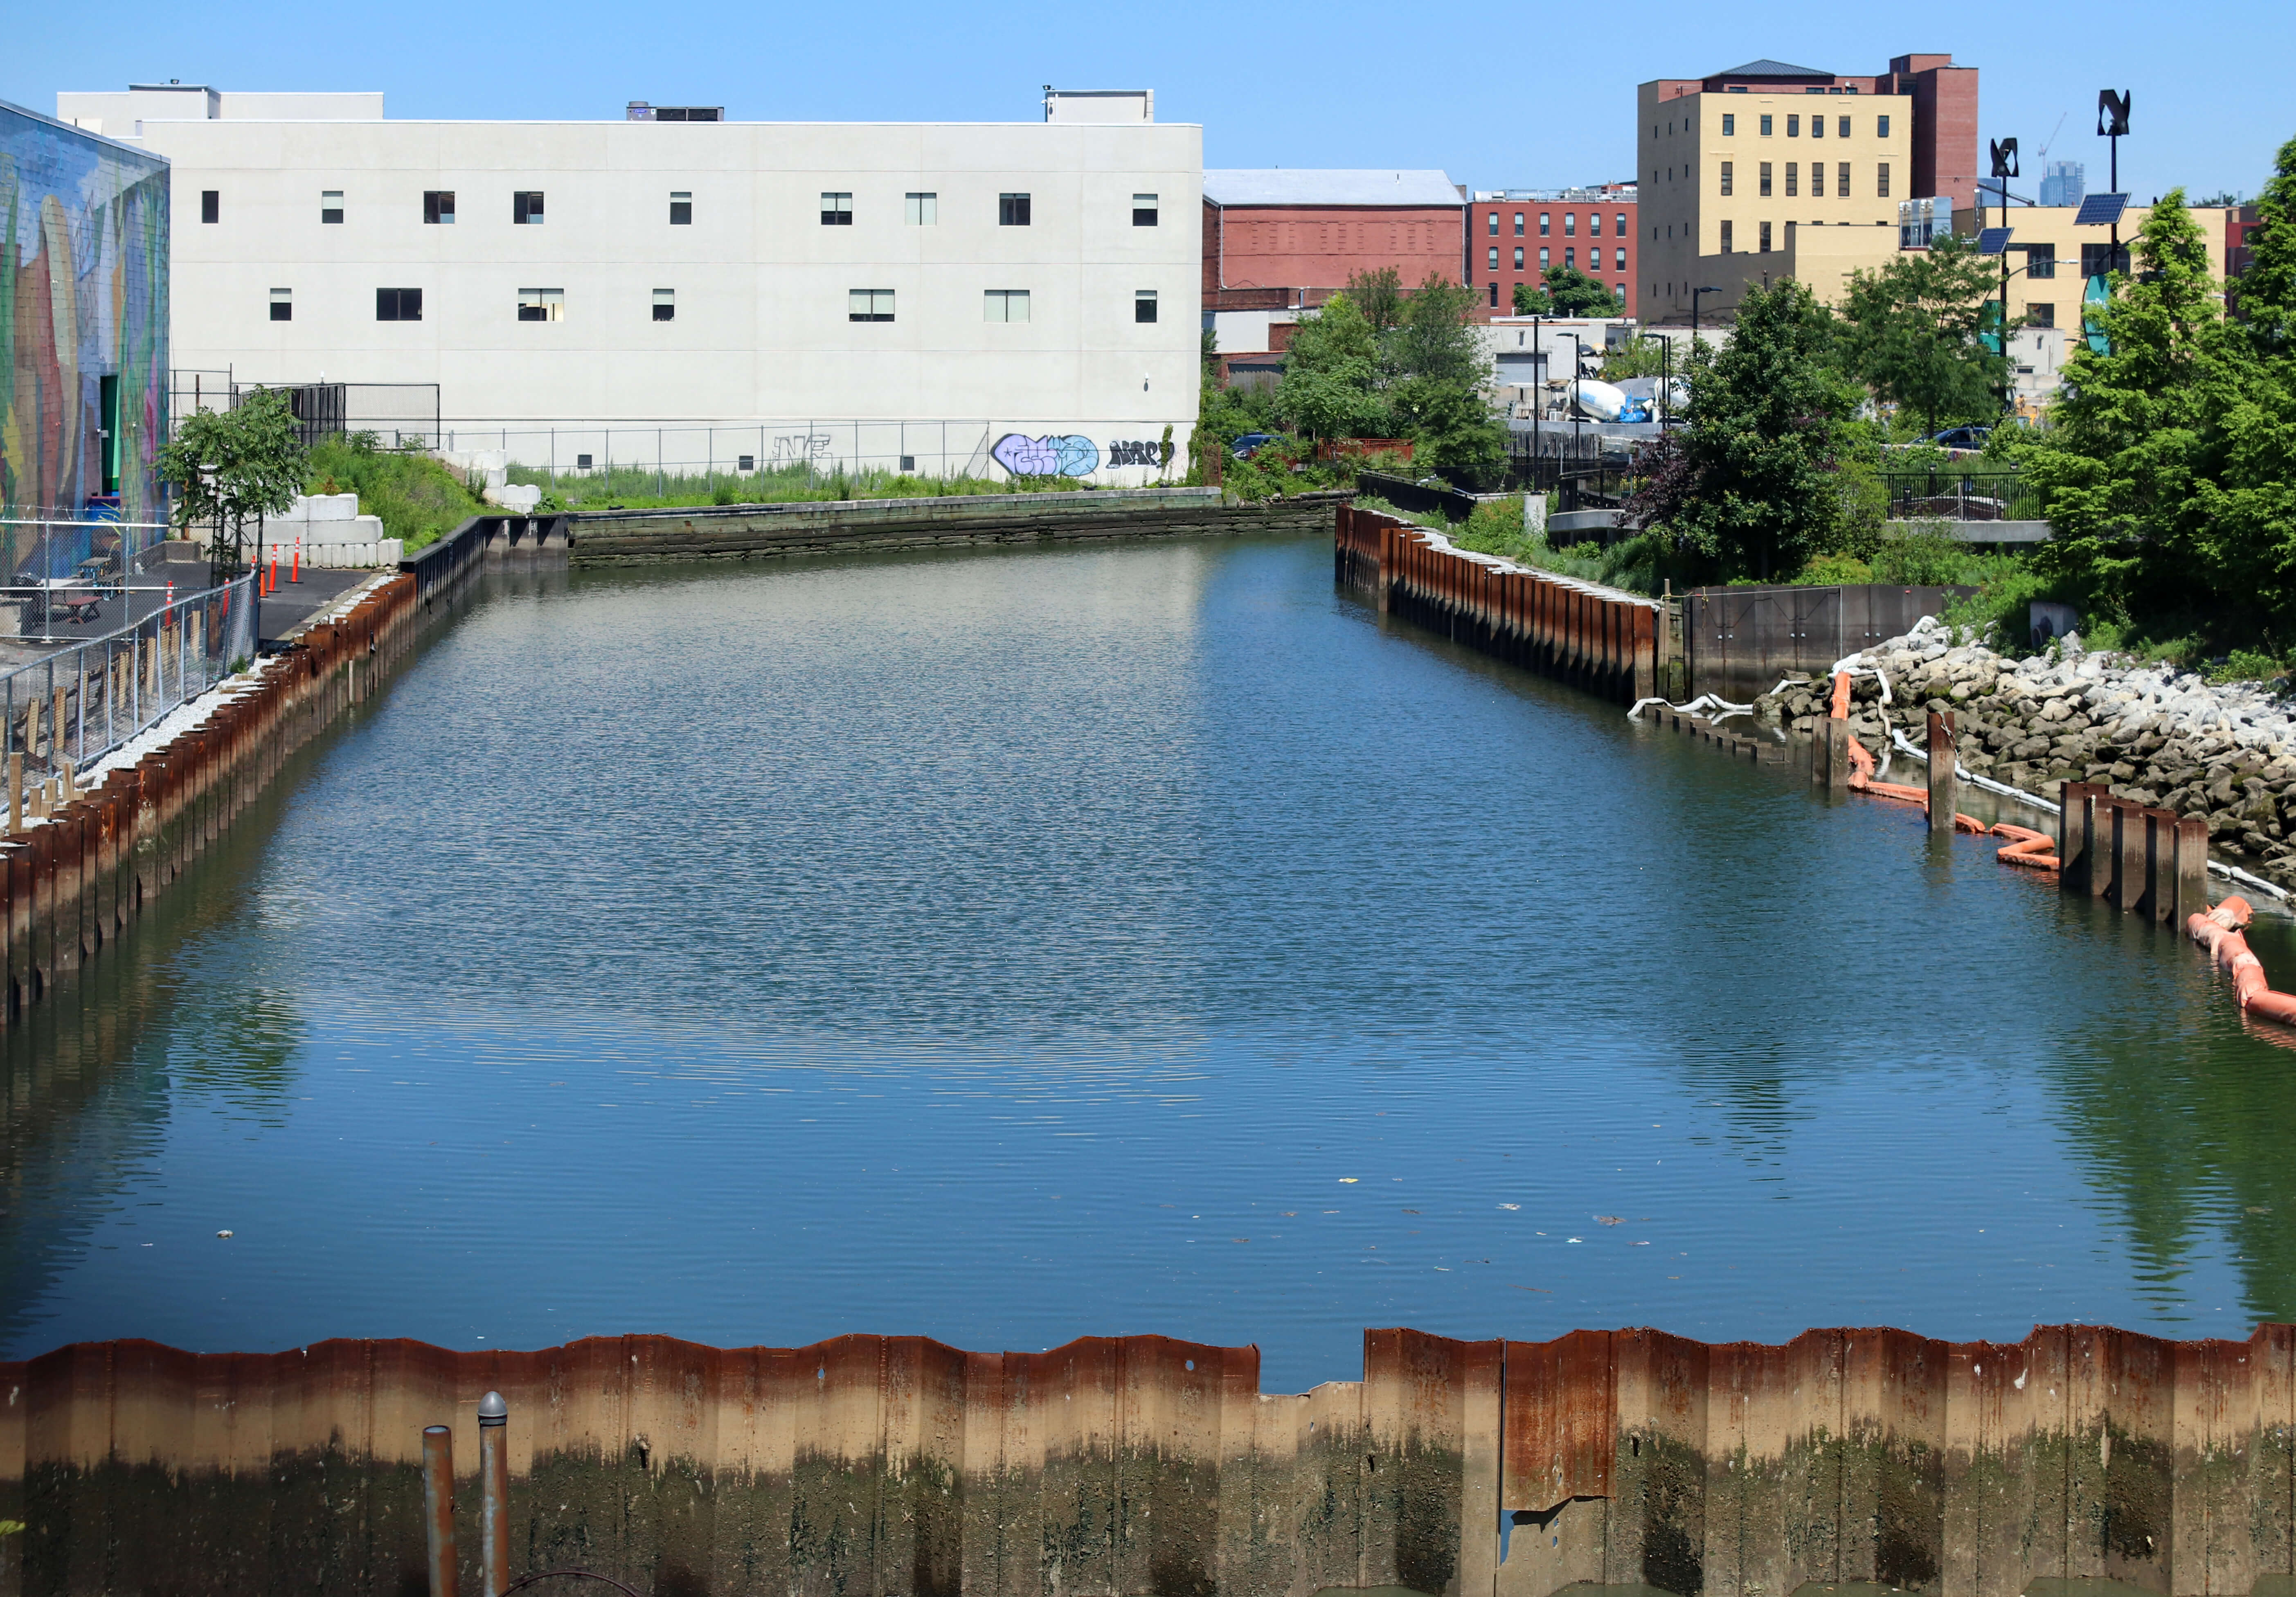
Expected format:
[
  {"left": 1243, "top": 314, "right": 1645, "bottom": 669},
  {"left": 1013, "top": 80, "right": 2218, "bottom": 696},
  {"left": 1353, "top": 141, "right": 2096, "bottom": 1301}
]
[
  {"left": 990, "top": 434, "right": 1101, "bottom": 477},
  {"left": 1105, "top": 440, "right": 1172, "bottom": 469}
]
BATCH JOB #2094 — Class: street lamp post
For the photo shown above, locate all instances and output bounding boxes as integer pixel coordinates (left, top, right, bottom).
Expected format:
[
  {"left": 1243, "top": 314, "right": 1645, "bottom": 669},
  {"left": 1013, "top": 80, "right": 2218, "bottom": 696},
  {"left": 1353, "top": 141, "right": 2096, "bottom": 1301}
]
[
  {"left": 1690, "top": 285, "right": 1720, "bottom": 345},
  {"left": 1638, "top": 330, "right": 1671, "bottom": 427}
]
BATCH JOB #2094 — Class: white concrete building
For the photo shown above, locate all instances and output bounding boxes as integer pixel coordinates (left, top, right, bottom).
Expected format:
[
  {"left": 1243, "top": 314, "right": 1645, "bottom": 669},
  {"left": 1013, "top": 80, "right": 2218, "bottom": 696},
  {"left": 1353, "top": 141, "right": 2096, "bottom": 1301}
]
[{"left": 59, "top": 84, "right": 1202, "bottom": 484}]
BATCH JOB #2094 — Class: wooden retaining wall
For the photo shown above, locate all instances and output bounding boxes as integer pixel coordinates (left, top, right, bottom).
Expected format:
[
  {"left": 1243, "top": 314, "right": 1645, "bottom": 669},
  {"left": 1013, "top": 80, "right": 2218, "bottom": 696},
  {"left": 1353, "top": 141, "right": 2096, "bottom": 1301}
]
[
  {"left": 569, "top": 487, "right": 1347, "bottom": 564},
  {"left": 2, "top": 1322, "right": 2291, "bottom": 1597},
  {"left": 1335, "top": 504, "right": 1666, "bottom": 707},
  {"left": 0, "top": 573, "right": 427, "bottom": 1025}
]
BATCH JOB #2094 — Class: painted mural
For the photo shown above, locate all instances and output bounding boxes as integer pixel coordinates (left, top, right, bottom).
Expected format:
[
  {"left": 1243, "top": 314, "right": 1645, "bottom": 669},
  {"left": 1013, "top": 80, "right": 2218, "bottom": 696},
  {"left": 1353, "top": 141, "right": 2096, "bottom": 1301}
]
[{"left": 0, "top": 101, "right": 170, "bottom": 543}]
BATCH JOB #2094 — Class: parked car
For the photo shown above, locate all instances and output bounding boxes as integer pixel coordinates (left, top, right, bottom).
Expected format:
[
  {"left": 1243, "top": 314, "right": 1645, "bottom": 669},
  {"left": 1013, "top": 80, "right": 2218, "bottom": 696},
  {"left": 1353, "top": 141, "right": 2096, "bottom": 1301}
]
[
  {"left": 1925, "top": 425, "right": 1993, "bottom": 450},
  {"left": 1231, "top": 433, "right": 1282, "bottom": 460}
]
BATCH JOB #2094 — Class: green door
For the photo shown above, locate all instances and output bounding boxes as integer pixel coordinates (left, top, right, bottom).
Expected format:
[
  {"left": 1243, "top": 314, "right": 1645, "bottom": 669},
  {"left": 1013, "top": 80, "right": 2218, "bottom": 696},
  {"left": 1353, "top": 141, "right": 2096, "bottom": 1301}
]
[{"left": 99, "top": 374, "right": 121, "bottom": 494}]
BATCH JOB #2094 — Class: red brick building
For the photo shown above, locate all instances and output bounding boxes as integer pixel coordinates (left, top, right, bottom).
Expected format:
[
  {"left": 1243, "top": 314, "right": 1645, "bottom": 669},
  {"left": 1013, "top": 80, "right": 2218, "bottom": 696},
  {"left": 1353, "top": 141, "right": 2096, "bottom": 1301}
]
[
  {"left": 1470, "top": 187, "right": 1637, "bottom": 317},
  {"left": 1201, "top": 169, "right": 1465, "bottom": 308}
]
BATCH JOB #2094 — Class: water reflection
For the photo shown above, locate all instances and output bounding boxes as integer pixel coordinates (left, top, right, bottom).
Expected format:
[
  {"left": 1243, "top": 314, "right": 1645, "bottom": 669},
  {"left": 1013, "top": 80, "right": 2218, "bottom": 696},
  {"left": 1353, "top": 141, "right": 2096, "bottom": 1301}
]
[{"left": 0, "top": 538, "right": 2289, "bottom": 1385}]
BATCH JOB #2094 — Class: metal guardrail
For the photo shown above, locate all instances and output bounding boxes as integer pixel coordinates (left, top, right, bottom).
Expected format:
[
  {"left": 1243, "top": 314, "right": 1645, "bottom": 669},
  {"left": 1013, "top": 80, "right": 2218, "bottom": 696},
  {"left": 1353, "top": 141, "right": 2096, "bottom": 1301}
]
[
  {"left": 399, "top": 514, "right": 573, "bottom": 599},
  {"left": 1, "top": 575, "right": 257, "bottom": 819},
  {"left": 1881, "top": 469, "right": 2043, "bottom": 523}
]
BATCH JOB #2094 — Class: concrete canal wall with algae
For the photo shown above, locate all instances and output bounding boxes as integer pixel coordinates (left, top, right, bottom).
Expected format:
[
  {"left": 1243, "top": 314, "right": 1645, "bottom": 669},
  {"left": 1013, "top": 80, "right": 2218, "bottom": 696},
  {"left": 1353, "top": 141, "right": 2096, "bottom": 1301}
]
[{"left": 4, "top": 1323, "right": 2295, "bottom": 1597}]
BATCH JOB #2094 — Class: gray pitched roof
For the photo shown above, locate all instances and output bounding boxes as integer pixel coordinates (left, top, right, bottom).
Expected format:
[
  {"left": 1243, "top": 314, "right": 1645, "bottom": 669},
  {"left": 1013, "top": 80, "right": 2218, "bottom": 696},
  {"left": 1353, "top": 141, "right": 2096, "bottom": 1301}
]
[
  {"left": 1203, "top": 169, "right": 1463, "bottom": 208},
  {"left": 1711, "top": 59, "right": 1833, "bottom": 78}
]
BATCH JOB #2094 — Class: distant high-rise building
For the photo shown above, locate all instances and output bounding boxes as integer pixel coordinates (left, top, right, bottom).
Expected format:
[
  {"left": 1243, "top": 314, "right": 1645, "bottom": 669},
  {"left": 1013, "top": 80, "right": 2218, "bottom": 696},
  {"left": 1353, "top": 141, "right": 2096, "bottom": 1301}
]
[{"left": 2039, "top": 160, "right": 2085, "bottom": 208}]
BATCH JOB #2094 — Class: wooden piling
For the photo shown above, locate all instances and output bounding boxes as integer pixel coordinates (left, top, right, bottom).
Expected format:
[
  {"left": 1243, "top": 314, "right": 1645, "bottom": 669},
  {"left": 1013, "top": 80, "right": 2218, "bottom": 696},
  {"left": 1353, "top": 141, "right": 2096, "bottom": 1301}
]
[
  {"left": 1926, "top": 710, "right": 1956, "bottom": 831},
  {"left": 2173, "top": 816, "right": 2210, "bottom": 921}
]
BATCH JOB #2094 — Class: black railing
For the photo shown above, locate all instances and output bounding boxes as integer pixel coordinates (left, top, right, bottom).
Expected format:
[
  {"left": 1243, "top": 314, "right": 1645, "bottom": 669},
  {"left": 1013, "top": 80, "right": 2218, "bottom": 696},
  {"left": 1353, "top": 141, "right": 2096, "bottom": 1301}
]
[
  {"left": 400, "top": 514, "right": 572, "bottom": 599},
  {"left": 1881, "top": 469, "right": 2041, "bottom": 522},
  {"left": 1356, "top": 470, "right": 1480, "bottom": 523}
]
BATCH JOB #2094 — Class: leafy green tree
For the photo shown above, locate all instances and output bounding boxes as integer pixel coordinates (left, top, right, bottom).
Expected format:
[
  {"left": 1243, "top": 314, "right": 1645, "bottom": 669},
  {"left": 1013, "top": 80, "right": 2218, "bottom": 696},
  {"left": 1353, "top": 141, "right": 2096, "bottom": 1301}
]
[
  {"left": 1538, "top": 264, "right": 1621, "bottom": 317},
  {"left": 1512, "top": 282, "right": 1554, "bottom": 316},
  {"left": 158, "top": 387, "right": 308, "bottom": 570},
  {"left": 1837, "top": 234, "right": 2006, "bottom": 436},
  {"left": 1599, "top": 340, "right": 1671, "bottom": 381},
  {"left": 2017, "top": 191, "right": 2257, "bottom": 622},
  {"left": 1625, "top": 281, "right": 1856, "bottom": 581},
  {"left": 1346, "top": 267, "right": 1406, "bottom": 333},
  {"left": 1275, "top": 292, "right": 1390, "bottom": 439},
  {"left": 1384, "top": 275, "right": 1506, "bottom": 476}
]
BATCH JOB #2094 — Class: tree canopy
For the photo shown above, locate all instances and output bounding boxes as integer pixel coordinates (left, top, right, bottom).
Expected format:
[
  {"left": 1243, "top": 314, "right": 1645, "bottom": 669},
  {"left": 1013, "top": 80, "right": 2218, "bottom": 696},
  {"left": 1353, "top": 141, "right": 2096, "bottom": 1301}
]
[
  {"left": 1625, "top": 280, "right": 1857, "bottom": 581},
  {"left": 158, "top": 388, "right": 308, "bottom": 538},
  {"left": 1270, "top": 273, "right": 1505, "bottom": 478},
  {"left": 1836, "top": 233, "right": 2007, "bottom": 436},
  {"left": 1512, "top": 265, "right": 1618, "bottom": 319}
]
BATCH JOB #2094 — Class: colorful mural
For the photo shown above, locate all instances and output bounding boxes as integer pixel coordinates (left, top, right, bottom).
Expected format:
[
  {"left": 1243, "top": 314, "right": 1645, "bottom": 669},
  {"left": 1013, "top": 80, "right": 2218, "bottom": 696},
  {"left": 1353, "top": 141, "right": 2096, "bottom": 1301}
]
[
  {"left": 991, "top": 433, "right": 1100, "bottom": 477},
  {"left": 0, "top": 100, "right": 169, "bottom": 540}
]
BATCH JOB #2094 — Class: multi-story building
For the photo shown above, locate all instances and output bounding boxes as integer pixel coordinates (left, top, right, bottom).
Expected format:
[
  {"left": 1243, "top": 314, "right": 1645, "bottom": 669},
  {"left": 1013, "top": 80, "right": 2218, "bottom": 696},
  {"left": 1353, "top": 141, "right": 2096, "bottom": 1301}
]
[
  {"left": 1981, "top": 201, "right": 2231, "bottom": 335},
  {"left": 1468, "top": 187, "right": 1636, "bottom": 316},
  {"left": 2037, "top": 160, "right": 2085, "bottom": 209},
  {"left": 0, "top": 98, "right": 169, "bottom": 526},
  {"left": 1200, "top": 169, "right": 1464, "bottom": 357},
  {"left": 58, "top": 83, "right": 1202, "bottom": 484},
  {"left": 1634, "top": 53, "right": 1978, "bottom": 324}
]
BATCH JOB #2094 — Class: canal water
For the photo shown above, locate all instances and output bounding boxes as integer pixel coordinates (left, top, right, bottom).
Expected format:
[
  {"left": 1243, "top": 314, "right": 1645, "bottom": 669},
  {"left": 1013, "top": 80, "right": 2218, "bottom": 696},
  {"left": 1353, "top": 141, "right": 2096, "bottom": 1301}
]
[{"left": 5, "top": 534, "right": 2294, "bottom": 1391}]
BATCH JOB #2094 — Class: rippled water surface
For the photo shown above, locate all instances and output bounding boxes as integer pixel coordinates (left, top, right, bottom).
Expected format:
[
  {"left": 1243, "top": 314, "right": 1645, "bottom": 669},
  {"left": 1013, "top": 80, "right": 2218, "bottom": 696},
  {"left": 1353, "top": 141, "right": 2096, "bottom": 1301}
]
[{"left": 6, "top": 534, "right": 2295, "bottom": 1389}]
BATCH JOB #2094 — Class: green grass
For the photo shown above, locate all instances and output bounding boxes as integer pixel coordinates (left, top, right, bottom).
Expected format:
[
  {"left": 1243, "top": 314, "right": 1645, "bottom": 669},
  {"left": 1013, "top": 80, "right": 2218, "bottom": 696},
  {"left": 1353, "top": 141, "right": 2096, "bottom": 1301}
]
[
  {"left": 505, "top": 460, "right": 1123, "bottom": 512},
  {"left": 1358, "top": 494, "right": 1662, "bottom": 595},
  {"left": 306, "top": 438, "right": 487, "bottom": 552}
]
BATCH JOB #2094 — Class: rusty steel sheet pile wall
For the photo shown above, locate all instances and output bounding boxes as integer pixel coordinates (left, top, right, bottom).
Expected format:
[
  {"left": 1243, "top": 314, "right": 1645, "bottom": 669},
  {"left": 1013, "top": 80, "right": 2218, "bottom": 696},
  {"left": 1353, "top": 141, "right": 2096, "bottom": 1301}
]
[
  {"left": 0, "top": 572, "right": 425, "bottom": 1026},
  {"left": 3, "top": 1324, "right": 2291, "bottom": 1597},
  {"left": 1335, "top": 505, "right": 1661, "bottom": 707}
]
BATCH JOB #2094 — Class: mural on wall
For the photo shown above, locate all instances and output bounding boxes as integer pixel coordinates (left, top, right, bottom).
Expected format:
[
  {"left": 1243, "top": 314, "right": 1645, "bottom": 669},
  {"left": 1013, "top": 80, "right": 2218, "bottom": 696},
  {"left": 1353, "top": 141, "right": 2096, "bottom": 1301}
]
[
  {"left": 0, "top": 104, "right": 170, "bottom": 545},
  {"left": 990, "top": 433, "right": 1101, "bottom": 478}
]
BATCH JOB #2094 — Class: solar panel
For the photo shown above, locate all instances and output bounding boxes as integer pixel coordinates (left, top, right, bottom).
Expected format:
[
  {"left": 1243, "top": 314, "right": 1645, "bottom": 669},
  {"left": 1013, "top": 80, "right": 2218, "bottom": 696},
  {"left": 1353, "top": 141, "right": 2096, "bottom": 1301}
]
[
  {"left": 2074, "top": 192, "right": 2129, "bottom": 227},
  {"left": 1977, "top": 227, "right": 2014, "bottom": 256}
]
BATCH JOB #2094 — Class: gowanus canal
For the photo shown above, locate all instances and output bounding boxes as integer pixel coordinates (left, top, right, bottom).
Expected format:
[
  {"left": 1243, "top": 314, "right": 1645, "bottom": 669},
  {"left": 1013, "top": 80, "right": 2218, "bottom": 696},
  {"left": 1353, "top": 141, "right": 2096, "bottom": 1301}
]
[{"left": 3, "top": 532, "right": 2292, "bottom": 1392}]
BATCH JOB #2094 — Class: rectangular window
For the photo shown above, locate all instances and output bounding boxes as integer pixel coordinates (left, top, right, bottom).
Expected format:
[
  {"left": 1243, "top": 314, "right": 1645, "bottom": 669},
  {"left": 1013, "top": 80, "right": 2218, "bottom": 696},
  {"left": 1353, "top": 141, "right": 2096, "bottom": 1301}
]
[
  {"left": 518, "top": 287, "right": 564, "bottom": 322},
  {"left": 423, "top": 190, "right": 455, "bottom": 224},
  {"left": 999, "top": 192, "right": 1031, "bottom": 226},
  {"left": 1760, "top": 114, "right": 1773, "bottom": 135},
  {"left": 269, "top": 287, "right": 291, "bottom": 321},
  {"left": 1721, "top": 161, "right": 1734, "bottom": 196},
  {"left": 1838, "top": 115, "right": 1851, "bottom": 138},
  {"left": 653, "top": 288, "right": 675, "bottom": 322},
  {"left": 1722, "top": 113, "right": 1736, "bottom": 135},
  {"left": 375, "top": 287, "right": 423, "bottom": 322},
  {"left": 1786, "top": 162, "right": 1799, "bottom": 197},
  {"left": 1837, "top": 162, "right": 1850, "bottom": 196},
  {"left": 1614, "top": 247, "right": 1625, "bottom": 268},
  {"left": 1134, "top": 288, "right": 1157, "bottom": 324},
  {"left": 820, "top": 191, "right": 852, "bottom": 225},
  {"left": 1488, "top": 212, "right": 1499, "bottom": 236},
  {"left": 1616, "top": 212, "right": 1627, "bottom": 235},
  {"left": 1539, "top": 246, "right": 1550, "bottom": 268},
  {"left": 984, "top": 289, "right": 1030, "bottom": 322},
  {"left": 2026, "top": 243, "right": 2057, "bottom": 279},
  {"left": 1721, "top": 220, "right": 1734, "bottom": 252},
  {"left": 1564, "top": 247, "right": 1576, "bottom": 269},
  {"left": 905, "top": 191, "right": 937, "bottom": 225},
  {"left": 1513, "top": 247, "right": 1524, "bottom": 269},
  {"left": 1564, "top": 212, "right": 1576, "bottom": 236},
  {"left": 1812, "top": 114, "right": 1825, "bottom": 139},
  {"left": 201, "top": 190, "right": 220, "bottom": 224},
  {"left": 2026, "top": 302, "right": 2056, "bottom": 329},
  {"left": 1539, "top": 212, "right": 1550, "bottom": 236},
  {"left": 1878, "top": 115, "right": 1891, "bottom": 138},
  {"left": 1760, "top": 162, "right": 1774, "bottom": 197},
  {"left": 1876, "top": 162, "right": 1890, "bottom": 198},
  {"left": 670, "top": 191, "right": 692, "bottom": 225},
  {"left": 513, "top": 191, "right": 544, "bottom": 225},
  {"left": 1759, "top": 221, "right": 1772, "bottom": 252},
  {"left": 1133, "top": 192, "right": 1158, "bottom": 226},
  {"left": 1488, "top": 282, "right": 1498, "bottom": 309},
  {"left": 2081, "top": 242, "right": 2130, "bottom": 277},
  {"left": 321, "top": 190, "right": 344, "bottom": 224},
  {"left": 1787, "top": 115, "right": 1800, "bottom": 137},
  {"left": 1812, "top": 163, "right": 1825, "bottom": 198},
  {"left": 848, "top": 288, "right": 894, "bottom": 322},
  {"left": 1488, "top": 246, "right": 1499, "bottom": 270},
  {"left": 1513, "top": 212, "right": 1524, "bottom": 236}
]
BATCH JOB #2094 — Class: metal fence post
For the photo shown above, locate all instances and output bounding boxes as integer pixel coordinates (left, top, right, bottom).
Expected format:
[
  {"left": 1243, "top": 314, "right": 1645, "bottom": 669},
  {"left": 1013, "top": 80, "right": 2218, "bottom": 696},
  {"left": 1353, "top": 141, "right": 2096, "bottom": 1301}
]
[
  {"left": 478, "top": 1391, "right": 509, "bottom": 1597},
  {"left": 423, "top": 1424, "right": 459, "bottom": 1597}
]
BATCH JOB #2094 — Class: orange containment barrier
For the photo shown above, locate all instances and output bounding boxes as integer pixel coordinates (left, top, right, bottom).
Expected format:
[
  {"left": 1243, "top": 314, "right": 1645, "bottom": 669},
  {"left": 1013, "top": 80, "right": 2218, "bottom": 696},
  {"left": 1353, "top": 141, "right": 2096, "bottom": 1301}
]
[
  {"left": 2186, "top": 896, "right": 2296, "bottom": 1026},
  {"left": 1831, "top": 672, "right": 2056, "bottom": 870}
]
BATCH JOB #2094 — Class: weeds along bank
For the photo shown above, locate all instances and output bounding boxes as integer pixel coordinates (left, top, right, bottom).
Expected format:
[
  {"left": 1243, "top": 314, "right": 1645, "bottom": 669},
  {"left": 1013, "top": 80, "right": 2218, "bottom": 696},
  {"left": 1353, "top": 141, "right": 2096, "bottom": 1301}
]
[
  {"left": 1756, "top": 619, "right": 2296, "bottom": 894},
  {"left": 0, "top": 574, "right": 428, "bottom": 1022}
]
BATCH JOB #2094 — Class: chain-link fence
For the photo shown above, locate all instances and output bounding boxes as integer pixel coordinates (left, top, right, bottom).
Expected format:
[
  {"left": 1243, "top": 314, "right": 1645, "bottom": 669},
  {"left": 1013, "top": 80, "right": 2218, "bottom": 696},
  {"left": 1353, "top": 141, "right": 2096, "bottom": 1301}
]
[
  {"left": 439, "top": 421, "right": 1000, "bottom": 496},
  {"left": 0, "top": 518, "right": 179, "bottom": 640},
  {"left": 3, "top": 576, "right": 257, "bottom": 817},
  {"left": 169, "top": 374, "right": 443, "bottom": 449}
]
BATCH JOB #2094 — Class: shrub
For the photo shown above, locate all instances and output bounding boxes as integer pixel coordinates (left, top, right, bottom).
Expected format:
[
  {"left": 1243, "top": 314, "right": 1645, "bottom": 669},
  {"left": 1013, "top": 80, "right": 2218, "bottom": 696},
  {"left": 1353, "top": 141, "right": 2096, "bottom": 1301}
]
[{"left": 304, "top": 438, "right": 486, "bottom": 552}]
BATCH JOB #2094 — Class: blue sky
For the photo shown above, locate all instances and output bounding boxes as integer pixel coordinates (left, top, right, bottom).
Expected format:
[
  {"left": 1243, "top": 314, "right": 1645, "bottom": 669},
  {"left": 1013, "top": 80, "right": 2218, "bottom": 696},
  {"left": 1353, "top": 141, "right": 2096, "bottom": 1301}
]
[{"left": 5, "top": 0, "right": 2287, "bottom": 204}]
